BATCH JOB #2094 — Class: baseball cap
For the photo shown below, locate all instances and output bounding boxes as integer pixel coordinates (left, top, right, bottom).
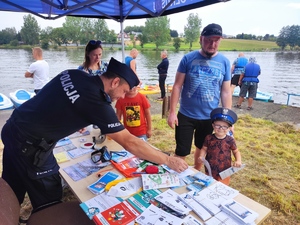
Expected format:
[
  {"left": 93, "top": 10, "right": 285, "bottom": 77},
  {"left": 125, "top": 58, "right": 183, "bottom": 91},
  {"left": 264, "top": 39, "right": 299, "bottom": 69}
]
[
  {"left": 201, "top": 23, "right": 223, "bottom": 37},
  {"left": 210, "top": 107, "right": 238, "bottom": 126},
  {"left": 107, "top": 57, "right": 140, "bottom": 89},
  {"left": 249, "top": 57, "right": 257, "bottom": 63}
]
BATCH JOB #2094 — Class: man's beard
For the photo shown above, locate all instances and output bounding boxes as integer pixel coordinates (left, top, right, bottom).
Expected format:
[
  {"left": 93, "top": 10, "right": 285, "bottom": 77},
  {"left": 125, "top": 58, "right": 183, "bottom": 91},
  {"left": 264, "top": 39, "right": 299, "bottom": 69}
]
[{"left": 202, "top": 50, "right": 214, "bottom": 59}]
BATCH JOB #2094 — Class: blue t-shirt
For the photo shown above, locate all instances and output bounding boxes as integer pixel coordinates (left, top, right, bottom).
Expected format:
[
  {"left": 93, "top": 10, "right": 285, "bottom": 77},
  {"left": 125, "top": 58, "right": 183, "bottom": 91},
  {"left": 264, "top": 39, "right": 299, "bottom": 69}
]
[
  {"left": 232, "top": 57, "right": 248, "bottom": 75},
  {"left": 177, "top": 50, "right": 231, "bottom": 120},
  {"left": 125, "top": 56, "right": 133, "bottom": 68}
]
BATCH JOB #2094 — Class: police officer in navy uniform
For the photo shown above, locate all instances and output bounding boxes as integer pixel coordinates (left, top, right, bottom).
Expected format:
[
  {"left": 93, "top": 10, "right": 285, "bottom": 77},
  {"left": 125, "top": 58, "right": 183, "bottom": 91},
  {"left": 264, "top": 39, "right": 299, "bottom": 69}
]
[{"left": 1, "top": 57, "right": 188, "bottom": 212}]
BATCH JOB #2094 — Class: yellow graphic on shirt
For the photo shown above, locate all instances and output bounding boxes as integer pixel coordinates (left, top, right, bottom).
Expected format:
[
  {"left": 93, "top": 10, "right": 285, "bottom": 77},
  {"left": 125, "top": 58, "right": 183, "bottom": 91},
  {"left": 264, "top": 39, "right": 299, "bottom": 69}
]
[{"left": 125, "top": 106, "right": 141, "bottom": 127}]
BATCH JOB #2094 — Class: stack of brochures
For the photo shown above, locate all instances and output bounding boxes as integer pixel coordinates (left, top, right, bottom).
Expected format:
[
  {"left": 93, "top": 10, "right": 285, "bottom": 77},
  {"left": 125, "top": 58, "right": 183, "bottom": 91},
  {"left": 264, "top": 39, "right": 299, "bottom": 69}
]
[
  {"left": 220, "top": 199, "right": 259, "bottom": 225},
  {"left": 154, "top": 189, "right": 191, "bottom": 217}
]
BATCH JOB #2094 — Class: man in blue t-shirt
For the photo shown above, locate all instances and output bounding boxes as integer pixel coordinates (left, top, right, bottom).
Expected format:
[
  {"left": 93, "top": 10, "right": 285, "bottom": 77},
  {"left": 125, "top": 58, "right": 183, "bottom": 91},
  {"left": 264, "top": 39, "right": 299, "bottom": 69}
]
[
  {"left": 167, "top": 23, "right": 232, "bottom": 170},
  {"left": 230, "top": 52, "right": 248, "bottom": 94},
  {"left": 234, "top": 57, "right": 261, "bottom": 110}
]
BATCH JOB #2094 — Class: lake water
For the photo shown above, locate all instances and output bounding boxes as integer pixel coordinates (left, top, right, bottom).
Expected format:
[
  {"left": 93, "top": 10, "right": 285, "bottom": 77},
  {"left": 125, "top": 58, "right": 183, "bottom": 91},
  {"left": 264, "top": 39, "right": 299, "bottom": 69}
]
[{"left": 0, "top": 48, "right": 300, "bottom": 107}]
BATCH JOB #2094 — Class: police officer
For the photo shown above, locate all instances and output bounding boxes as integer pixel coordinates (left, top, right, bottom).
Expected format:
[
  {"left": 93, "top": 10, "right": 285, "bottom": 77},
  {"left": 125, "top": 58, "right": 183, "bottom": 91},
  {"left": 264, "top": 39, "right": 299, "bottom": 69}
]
[{"left": 1, "top": 57, "right": 188, "bottom": 212}]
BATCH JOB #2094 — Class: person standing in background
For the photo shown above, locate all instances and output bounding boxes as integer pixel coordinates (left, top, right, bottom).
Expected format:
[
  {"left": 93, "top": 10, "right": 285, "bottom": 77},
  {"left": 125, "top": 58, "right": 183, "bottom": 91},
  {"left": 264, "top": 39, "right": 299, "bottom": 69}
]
[
  {"left": 115, "top": 87, "right": 152, "bottom": 141},
  {"left": 125, "top": 48, "right": 141, "bottom": 85},
  {"left": 167, "top": 23, "right": 232, "bottom": 171},
  {"left": 78, "top": 40, "right": 108, "bottom": 76},
  {"left": 24, "top": 47, "right": 49, "bottom": 94},
  {"left": 156, "top": 50, "right": 169, "bottom": 101},
  {"left": 234, "top": 57, "right": 261, "bottom": 110},
  {"left": 230, "top": 52, "right": 248, "bottom": 94}
]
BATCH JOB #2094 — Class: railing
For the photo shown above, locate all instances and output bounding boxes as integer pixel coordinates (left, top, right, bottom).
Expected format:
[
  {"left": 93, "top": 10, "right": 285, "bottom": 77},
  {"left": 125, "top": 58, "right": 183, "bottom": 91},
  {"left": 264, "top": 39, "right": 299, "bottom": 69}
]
[{"left": 286, "top": 93, "right": 300, "bottom": 106}]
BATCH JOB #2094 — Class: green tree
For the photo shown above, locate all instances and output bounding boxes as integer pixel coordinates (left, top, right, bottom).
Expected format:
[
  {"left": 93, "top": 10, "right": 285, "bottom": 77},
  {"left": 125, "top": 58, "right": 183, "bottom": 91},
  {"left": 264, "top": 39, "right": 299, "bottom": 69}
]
[
  {"left": 20, "top": 14, "right": 40, "bottom": 45},
  {"left": 184, "top": 13, "right": 201, "bottom": 50},
  {"left": 137, "top": 34, "right": 148, "bottom": 48},
  {"left": 170, "top": 29, "right": 178, "bottom": 38},
  {"left": 0, "top": 27, "right": 17, "bottom": 45},
  {"left": 79, "top": 18, "right": 95, "bottom": 44},
  {"left": 63, "top": 17, "right": 82, "bottom": 46},
  {"left": 51, "top": 27, "right": 67, "bottom": 46},
  {"left": 106, "top": 30, "right": 117, "bottom": 49},
  {"left": 144, "top": 16, "right": 170, "bottom": 50},
  {"left": 124, "top": 25, "right": 144, "bottom": 33},
  {"left": 287, "top": 25, "right": 300, "bottom": 50},
  {"left": 173, "top": 37, "right": 181, "bottom": 50},
  {"left": 94, "top": 19, "right": 109, "bottom": 42},
  {"left": 276, "top": 26, "right": 290, "bottom": 50},
  {"left": 40, "top": 26, "right": 53, "bottom": 48}
]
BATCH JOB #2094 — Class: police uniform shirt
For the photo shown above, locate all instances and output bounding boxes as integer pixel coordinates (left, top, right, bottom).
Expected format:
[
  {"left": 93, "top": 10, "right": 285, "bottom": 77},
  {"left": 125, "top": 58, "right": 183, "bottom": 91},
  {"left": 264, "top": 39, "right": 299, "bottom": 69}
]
[{"left": 11, "top": 69, "right": 125, "bottom": 142}]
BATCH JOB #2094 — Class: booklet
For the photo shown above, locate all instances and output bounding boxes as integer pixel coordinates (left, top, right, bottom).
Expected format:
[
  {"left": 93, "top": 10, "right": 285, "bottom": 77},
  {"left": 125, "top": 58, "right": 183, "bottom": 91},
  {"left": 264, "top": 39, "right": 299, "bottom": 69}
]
[
  {"left": 207, "top": 181, "right": 239, "bottom": 200},
  {"left": 220, "top": 199, "right": 259, "bottom": 225},
  {"left": 88, "top": 171, "right": 119, "bottom": 195},
  {"left": 80, "top": 192, "right": 122, "bottom": 219},
  {"left": 178, "top": 192, "right": 212, "bottom": 221},
  {"left": 135, "top": 204, "right": 184, "bottom": 225},
  {"left": 63, "top": 159, "right": 110, "bottom": 181},
  {"left": 141, "top": 173, "right": 180, "bottom": 190},
  {"left": 154, "top": 189, "right": 191, "bottom": 216},
  {"left": 126, "top": 189, "right": 161, "bottom": 213},
  {"left": 93, "top": 201, "right": 139, "bottom": 225},
  {"left": 219, "top": 164, "right": 246, "bottom": 180}
]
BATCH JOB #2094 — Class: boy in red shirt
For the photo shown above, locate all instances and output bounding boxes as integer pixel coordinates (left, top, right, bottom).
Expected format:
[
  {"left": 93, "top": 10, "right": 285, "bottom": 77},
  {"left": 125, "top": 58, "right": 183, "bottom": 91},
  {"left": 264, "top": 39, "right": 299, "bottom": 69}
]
[{"left": 115, "top": 87, "right": 152, "bottom": 141}]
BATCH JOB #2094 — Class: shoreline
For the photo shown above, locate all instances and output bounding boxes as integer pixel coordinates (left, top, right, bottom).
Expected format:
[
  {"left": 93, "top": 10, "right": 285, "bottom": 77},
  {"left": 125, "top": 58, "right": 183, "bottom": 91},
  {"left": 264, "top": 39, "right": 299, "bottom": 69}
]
[{"left": 1, "top": 96, "right": 299, "bottom": 131}]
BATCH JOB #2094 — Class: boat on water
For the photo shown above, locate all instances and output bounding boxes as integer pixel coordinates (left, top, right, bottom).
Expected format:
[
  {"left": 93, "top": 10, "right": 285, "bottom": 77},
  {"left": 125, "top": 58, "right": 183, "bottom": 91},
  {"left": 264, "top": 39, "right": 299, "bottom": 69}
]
[
  {"left": 233, "top": 87, "right": 273, "bottom": 102},
  {"left": 0, "top": 93, "right": 14, "bottom": 110},
  {"left": 138, "top": 84, "right": 173, "bottom": 95},
  {"left": 9, "top": 89, "right": 35, "bottom": 108}
]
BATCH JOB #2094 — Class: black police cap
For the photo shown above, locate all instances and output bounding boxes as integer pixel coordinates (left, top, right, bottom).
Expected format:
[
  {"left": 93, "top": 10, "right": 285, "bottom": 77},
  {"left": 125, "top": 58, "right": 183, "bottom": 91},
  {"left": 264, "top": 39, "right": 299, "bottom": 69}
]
[
  {"left": 210, "top": 107, "right": 238, "bottom": 126},
  {"left": 107, "top": 57, "right": 140, "bottom": 89}
]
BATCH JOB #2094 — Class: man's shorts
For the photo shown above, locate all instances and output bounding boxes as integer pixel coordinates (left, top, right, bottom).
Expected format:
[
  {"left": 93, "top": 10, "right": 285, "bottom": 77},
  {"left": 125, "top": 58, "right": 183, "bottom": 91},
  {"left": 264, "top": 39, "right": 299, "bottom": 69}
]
[
  {"left": 175, "top": 112, "right": 213, "bottom": 157},
  {"left": 239, "top": 82, "right": 258, "bottom": 98},
  {"left": 231, "top": 75, "right": 240, "bottom": 86}
]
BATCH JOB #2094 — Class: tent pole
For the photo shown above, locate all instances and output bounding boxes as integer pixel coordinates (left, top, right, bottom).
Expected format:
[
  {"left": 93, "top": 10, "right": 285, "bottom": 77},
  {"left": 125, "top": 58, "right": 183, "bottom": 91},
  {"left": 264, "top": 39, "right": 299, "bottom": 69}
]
[{"left": 121, "top": 21, "right": 125, "bottom": 62}]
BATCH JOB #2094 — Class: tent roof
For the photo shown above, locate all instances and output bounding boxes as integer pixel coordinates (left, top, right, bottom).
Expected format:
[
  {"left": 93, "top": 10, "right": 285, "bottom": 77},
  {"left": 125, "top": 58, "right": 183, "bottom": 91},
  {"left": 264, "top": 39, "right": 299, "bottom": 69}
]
[{"left": 0, "top": 0, "right": 229, "bottom": 22}]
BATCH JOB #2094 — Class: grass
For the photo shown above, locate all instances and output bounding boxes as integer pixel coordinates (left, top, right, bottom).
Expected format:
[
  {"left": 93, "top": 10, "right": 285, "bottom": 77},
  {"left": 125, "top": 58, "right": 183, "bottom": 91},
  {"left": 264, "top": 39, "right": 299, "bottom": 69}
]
[
  {"left": 0, "top": 39, "right": 281, "bottom": 52},
  {"left": 126, "top": 38, "right": 280, "bottom": 52},
  {"left": 148, "top": 114, "right": 300, "bottom": 225},
  {"left": 1, "top": 112, "right": 299, "bottom": 224}
]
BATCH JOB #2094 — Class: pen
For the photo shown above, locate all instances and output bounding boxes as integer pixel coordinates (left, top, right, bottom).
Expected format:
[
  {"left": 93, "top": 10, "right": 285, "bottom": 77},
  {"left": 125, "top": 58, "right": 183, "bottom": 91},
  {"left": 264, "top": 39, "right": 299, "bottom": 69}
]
[{"left": 131, "top": 172, "right": 146, "bottom": 175}]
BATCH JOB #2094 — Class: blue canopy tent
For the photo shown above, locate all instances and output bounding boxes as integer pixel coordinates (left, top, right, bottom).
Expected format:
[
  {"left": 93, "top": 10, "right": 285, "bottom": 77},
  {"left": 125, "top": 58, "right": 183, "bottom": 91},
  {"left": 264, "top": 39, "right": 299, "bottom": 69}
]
[{"left": 0, "top": 0, "right": 230, "bottom": 59}]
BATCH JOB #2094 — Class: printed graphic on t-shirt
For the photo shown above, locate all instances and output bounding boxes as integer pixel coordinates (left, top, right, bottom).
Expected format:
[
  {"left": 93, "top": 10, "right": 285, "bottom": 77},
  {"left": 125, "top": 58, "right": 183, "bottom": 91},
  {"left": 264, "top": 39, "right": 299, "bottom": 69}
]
[
  {"left": 188, "top": 59, "right": 223, "bottom": 101},
  {"left": 125, "top": 106, "right": 141, "bottom": 127}
]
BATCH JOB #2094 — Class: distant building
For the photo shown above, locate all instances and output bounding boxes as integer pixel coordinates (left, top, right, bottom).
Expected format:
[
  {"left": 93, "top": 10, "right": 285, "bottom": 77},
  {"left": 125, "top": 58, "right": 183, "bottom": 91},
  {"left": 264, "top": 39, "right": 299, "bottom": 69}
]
[{"left": 117, "top": 32, "right": 131, "bottom": 42}]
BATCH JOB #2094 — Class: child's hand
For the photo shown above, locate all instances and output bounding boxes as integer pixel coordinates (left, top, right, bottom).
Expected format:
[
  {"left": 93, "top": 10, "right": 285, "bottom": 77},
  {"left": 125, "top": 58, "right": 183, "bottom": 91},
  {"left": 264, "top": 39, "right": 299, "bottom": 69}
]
[
  {"left": 233, "top": 161, "right": 242, "bottom": 167},
  {"left": 197, "top": 157, "right": 204, "bottom": 164}
]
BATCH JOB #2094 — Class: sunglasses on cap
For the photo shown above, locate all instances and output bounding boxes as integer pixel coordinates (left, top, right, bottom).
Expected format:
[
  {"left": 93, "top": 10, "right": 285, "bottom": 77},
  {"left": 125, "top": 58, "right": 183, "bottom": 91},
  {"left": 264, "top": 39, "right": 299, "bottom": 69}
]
[
  {"left": 89, "top": 40, "right": 102, "bottom": 45},
  {"left": 91, "top": 146, "right": 127, "bottom": 163}
]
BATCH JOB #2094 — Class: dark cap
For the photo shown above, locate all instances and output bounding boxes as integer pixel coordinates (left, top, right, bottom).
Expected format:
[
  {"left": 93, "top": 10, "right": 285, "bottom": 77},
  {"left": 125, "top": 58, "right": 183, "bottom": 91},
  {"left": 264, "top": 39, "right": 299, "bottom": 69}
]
[
  {"left": 201, "top": 23, "right": 223, "bottom": 37},
  {"left": 107, "top": 57, "right": 140, "bottom": 89},
  {"left": 210, "top": 107, "right": 237, "bottom": 126}
]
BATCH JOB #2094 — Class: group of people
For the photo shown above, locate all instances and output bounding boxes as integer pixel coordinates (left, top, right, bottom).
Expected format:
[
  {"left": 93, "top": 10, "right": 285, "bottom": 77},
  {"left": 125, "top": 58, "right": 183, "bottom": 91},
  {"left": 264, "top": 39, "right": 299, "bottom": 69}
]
[
  {"left": 231, "top": 52, "right": 261, "bottom": 110},
  {"left": 3, "top": 23, "right": 247, "bottom": 215}
]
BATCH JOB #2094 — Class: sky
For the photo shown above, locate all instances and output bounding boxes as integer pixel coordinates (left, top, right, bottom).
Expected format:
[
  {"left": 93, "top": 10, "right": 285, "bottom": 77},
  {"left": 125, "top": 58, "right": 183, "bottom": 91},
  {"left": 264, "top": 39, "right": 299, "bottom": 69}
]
[{"left": 0, "top": 0, "right": 299, "bottom": 36}]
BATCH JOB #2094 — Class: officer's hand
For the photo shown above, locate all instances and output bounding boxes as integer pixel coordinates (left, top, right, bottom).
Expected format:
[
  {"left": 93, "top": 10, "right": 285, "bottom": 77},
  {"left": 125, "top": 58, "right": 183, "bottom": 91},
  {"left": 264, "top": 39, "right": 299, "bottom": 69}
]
[{"left": 166, "top": 156, "right": 188, "bottom": 173}]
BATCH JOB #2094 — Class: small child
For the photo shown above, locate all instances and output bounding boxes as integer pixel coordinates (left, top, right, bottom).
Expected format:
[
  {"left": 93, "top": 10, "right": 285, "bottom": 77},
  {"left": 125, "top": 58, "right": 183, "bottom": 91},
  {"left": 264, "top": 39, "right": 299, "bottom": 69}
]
[
  {"left": 198, "top": 107, "right": 242, "bottom": 185},
  {"left": 115, "top": 87, "right": 152, "bottom": 141}
]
